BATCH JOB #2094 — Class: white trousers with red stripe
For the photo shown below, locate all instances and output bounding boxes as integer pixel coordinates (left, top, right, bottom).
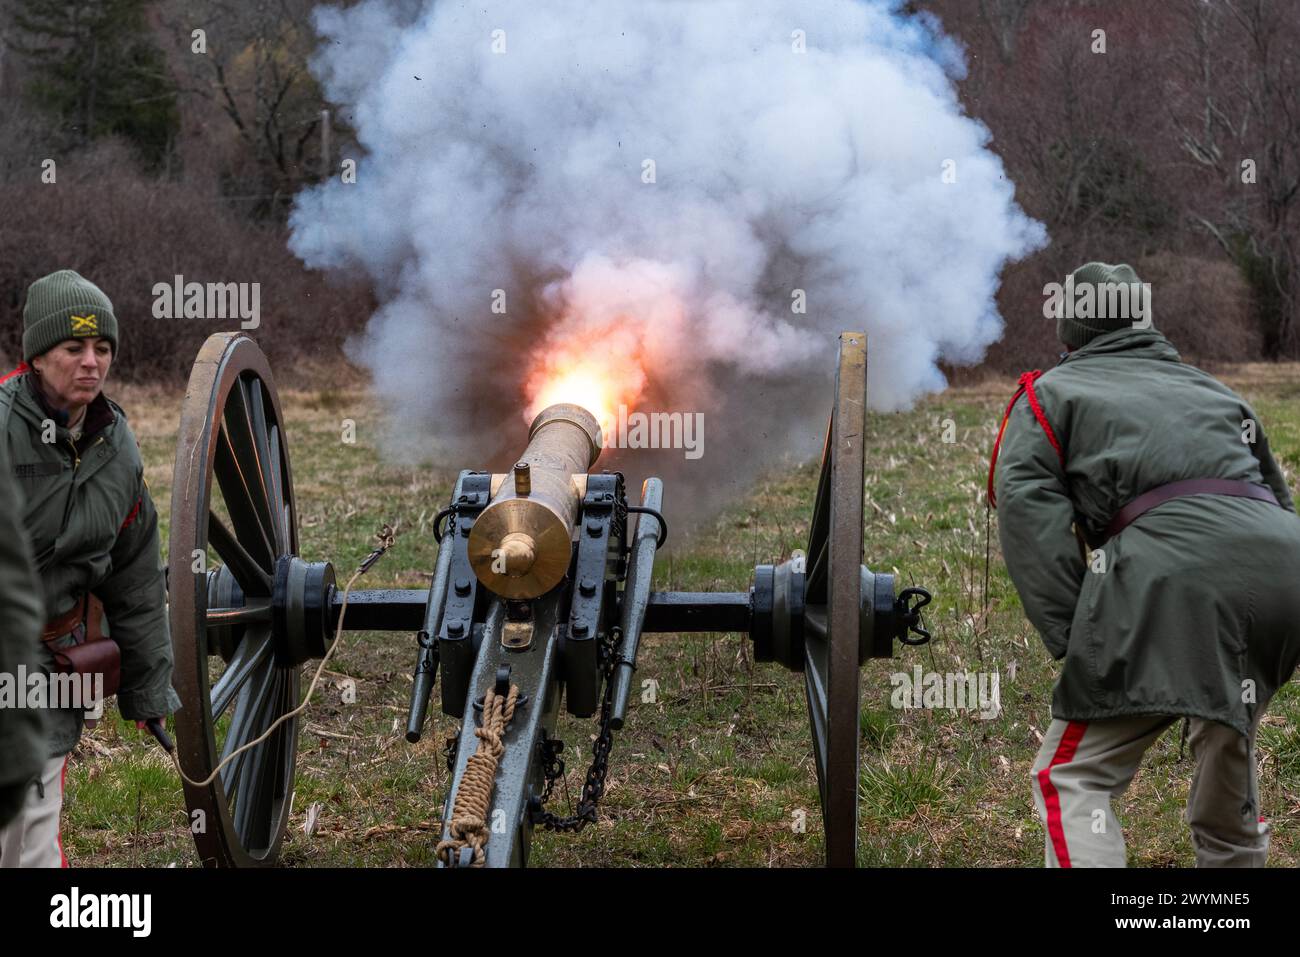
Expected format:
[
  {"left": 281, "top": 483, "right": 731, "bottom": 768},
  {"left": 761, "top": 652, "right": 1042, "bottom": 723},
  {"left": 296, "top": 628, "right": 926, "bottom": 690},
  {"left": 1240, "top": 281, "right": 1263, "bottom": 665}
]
[
  {"left": 1030, "top": 715, "right": 1268, "bottom": 867},
  {"left": 0, "top": 754, "right": 68, "bottom": 868}
]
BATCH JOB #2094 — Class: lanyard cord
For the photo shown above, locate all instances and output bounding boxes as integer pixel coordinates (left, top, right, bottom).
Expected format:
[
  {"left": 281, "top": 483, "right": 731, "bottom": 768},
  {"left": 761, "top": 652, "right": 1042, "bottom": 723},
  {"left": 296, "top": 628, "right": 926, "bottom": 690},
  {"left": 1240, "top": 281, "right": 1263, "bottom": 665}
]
[{"left": 157, "top": 524, "right": 398, "bottom": 788}]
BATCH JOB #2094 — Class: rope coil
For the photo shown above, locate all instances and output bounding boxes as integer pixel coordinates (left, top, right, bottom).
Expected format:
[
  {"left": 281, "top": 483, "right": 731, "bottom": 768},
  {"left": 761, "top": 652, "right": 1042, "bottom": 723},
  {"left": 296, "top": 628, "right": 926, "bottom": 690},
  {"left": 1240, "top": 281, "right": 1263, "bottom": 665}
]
[{"left": 436, "top": 683, "right": 520, "bottom": 867}]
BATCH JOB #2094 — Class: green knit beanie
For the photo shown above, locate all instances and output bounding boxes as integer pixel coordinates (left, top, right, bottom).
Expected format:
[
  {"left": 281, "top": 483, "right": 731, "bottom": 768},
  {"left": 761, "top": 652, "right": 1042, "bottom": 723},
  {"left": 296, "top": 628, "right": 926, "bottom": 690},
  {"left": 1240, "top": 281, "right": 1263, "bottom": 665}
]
[
  {"left": 1056, "top": 262, "right": 1151, "bottom": 349},
  {"left": 22, "top": 269, "right": 119, "bottom": 362}
]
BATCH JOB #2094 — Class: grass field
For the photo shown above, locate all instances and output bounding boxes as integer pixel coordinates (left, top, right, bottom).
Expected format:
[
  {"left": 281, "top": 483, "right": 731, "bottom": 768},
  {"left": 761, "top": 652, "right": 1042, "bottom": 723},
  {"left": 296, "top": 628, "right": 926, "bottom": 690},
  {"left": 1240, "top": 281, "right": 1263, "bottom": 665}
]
[{"left": 63, "top": 361, "right": 1300, "bottom": 867}]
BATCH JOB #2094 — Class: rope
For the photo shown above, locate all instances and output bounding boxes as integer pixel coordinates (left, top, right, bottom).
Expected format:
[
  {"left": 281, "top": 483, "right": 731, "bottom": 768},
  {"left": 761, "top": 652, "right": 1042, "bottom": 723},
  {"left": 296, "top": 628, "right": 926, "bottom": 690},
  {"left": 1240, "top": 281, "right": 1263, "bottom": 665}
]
[
  {"left": 166, "top": 524, "right": 397, "bottom": 789},
  {"left": 1020, "top": 371, "right": 1065, "bottom": 464},
  {"left": 435, "top": 683, "right": 520, "bottom": 867},
  {"left": 987, "top": 370, "right": 1065, "bottom": 508}
]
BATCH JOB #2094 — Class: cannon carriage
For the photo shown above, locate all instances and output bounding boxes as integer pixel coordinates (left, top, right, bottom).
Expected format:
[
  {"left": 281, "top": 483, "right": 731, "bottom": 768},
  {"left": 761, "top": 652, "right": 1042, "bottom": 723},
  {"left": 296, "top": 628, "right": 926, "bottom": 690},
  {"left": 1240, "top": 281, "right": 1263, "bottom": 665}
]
[{"left": 166, "top": 330, "right": 931, "bottom": 868}]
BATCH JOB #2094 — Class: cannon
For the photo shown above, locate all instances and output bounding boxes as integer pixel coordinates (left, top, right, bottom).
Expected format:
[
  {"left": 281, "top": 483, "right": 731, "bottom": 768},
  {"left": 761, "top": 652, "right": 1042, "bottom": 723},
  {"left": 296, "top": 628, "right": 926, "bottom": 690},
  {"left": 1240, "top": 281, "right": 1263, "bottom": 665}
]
[{"left": 166, "top": 330, "right": 932, "bottom": 868}]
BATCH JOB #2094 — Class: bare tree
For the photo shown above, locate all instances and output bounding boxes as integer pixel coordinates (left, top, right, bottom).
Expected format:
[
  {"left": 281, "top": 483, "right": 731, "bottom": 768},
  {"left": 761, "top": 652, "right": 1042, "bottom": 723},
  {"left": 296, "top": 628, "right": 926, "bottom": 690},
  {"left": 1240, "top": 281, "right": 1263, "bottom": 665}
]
[
  {"left": 984, "top": 14, "right": 1167, "bottom": 255},
  {"left": 978, "top": 0, "right": 1034, "bottom": 64},
  {"left": 162, "top": 0, "right": 332, "bottom": 216},
  {"left": 1167, "top": 0, "right": 1300, "bottom": 355}
]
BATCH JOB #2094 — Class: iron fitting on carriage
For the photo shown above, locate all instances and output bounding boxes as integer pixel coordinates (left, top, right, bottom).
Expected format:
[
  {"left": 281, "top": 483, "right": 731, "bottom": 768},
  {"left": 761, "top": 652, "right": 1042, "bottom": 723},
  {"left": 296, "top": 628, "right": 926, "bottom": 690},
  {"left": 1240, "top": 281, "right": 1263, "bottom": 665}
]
[
  {"left": 168, "top": 330, "right": 935, "bottom": 869},
  {"left": 750, "top": 560, "right": 933, "bottom": 670},
  {"left": 270, "top": 556, "right": 336, "bottom": 667}
]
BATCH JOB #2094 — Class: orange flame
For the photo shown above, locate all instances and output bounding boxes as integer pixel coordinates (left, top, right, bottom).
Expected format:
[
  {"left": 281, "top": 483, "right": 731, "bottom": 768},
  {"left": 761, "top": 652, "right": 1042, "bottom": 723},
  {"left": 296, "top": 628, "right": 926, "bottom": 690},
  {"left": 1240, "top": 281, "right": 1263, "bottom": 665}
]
[{"left": 524, "top": 330, "right": 647, "bottom": 441}]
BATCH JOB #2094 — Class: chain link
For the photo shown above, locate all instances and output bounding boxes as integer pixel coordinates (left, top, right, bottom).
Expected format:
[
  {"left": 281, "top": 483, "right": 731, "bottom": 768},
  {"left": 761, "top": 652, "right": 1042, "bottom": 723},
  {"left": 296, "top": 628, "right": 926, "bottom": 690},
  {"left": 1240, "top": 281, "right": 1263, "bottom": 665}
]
[
  {"left": 531, "top": 627, "right": 620, "bottom": 832},
  {"left": 442, "top": 726, "right": 460, "bottom": 774},
  {"left": 535, "top": 735, "right": 565, "bottom": 804}
]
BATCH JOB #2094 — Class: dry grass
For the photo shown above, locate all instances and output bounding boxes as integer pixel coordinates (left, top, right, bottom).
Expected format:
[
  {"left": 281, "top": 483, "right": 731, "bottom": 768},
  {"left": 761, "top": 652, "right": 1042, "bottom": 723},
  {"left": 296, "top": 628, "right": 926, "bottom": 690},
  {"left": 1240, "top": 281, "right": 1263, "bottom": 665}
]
[{"left": 63, "top": 361, "right": 1300, "bottom": 867}]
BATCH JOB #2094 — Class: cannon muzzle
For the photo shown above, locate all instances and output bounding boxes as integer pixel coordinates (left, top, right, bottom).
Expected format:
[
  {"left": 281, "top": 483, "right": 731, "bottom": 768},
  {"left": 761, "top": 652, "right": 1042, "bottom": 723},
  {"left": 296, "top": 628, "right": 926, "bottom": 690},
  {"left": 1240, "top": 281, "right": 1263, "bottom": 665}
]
[{"left": 467, "top": 403, "right": 602, "bottom": 599}]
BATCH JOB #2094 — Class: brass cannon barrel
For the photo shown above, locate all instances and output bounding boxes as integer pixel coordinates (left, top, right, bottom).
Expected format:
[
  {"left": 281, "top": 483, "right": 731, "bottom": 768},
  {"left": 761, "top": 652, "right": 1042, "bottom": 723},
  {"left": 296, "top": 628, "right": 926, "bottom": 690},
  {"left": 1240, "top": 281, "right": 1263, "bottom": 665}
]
[{"left": 467, "top": 403, "right": 602, "bottom": 599}]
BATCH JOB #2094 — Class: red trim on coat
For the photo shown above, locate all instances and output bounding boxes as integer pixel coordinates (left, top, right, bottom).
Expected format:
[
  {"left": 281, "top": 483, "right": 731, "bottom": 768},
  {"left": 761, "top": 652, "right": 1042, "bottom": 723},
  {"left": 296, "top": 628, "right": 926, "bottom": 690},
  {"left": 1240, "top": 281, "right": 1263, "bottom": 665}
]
[
  {"left": 119, "top": 497, "right": 142, "bottom": 532},
  {"left": 0, "top": 361, "right": 30, "bottom": 385},
  {"left": 1038, "top": 720, "right": 1088, "bottom": 868},
  {"left": 987, "top": 370, "right": 1066, "bottom": 507},
  {"left": 57, "top": 755, "right": 68, "bottom": 868}
]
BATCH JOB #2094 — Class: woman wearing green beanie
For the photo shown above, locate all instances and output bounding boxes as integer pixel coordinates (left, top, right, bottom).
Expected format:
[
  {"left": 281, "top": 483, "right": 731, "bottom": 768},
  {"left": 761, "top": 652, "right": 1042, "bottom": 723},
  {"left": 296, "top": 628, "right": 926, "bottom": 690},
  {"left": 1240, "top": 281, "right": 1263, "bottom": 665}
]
[{"left": 0, "top": 269, "right": 181, "bottom": 867}]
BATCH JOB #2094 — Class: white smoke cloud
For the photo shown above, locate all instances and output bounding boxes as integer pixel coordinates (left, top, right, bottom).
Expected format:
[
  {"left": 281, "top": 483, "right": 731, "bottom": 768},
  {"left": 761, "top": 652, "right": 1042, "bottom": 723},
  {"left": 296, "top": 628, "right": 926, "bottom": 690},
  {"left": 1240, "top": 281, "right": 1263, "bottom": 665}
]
[{"left": 290, "top": 0, "right": 1045, "bottom": 501}]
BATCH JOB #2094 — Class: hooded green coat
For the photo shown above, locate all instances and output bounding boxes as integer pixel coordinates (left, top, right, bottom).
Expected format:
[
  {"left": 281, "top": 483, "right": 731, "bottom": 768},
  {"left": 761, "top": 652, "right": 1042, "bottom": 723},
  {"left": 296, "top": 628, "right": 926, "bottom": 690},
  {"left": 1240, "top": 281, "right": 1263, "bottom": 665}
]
[
  {"left": 1, "top": 371, "right": 181, "bottom": 757},
  {"left": 995, "top": 327, "right": 1300, "bottom": 737},
  {"left": 0, "top": 454, "right": 49, "bottom": 823}
]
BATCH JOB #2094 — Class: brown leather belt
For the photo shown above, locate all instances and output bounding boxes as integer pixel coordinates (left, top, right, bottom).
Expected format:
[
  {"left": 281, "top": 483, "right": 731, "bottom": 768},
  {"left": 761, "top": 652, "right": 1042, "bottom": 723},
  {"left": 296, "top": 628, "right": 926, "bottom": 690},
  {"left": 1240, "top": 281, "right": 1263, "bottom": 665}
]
[
  {"left": 43, "top": 595, "right": 89, "bottom": 642},
  {"left": 1104, "top": 478, "right": 1280, "bottom": 541},
  {"left": 42, "top": 594, "right": 108, "bottom": 642}
]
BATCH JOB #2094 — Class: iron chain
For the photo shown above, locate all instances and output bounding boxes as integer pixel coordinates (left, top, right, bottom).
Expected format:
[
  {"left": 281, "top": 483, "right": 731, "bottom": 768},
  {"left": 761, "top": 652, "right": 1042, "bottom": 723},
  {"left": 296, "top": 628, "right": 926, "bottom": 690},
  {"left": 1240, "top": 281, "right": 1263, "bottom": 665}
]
[
  {"left": 442, "top": 727, "right": 460, "bottom": 774},
  {"left": 531, "top": 628, "right": 620, "bottom": 832}
]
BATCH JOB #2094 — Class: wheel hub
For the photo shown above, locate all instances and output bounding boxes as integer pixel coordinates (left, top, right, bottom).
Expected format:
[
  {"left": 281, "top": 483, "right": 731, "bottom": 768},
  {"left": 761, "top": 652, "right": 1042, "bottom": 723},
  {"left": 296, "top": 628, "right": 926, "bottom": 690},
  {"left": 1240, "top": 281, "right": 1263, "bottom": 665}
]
[{"left": 271, "top": 555, "right": 336, "bottom": 666}]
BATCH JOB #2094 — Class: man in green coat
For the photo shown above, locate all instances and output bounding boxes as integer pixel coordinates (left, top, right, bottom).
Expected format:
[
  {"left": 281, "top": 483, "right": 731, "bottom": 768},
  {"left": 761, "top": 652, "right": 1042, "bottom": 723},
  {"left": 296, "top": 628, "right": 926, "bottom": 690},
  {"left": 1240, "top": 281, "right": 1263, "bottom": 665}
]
[
  {"left": 994, "top": 261, "right": 1300, "bottom": 867},
  {"left": 0, "top": 456, "right": 49, "bottom": 828},
  {"left": 0, "top": 269, "right": 181, "bottom": 867}
]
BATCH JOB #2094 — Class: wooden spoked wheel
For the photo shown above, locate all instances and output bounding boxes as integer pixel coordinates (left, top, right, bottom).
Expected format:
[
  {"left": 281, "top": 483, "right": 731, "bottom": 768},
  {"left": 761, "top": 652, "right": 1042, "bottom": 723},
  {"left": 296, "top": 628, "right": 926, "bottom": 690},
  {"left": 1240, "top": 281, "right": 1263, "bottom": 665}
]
[
  {"left": 801, "top": 332, "right": 867, "bottom": 868},
  {"left": 168, "top": 333, "right": 301, "bottom": 867}
]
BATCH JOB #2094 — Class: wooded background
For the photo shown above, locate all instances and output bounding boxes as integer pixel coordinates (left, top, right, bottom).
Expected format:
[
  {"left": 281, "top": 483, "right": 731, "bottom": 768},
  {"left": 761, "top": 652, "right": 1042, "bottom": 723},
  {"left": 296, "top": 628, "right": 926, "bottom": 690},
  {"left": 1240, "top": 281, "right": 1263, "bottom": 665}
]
[{"left": 0, "top": 0, "right": 1295, "bottom": 380}]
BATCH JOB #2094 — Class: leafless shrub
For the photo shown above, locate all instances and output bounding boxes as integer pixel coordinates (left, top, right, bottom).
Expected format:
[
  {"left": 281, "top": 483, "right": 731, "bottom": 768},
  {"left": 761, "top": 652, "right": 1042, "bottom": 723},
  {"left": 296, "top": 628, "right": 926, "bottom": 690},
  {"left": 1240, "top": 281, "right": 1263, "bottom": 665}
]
[{"left": 0, "top": 140, "right": 373, "bottom": 381}]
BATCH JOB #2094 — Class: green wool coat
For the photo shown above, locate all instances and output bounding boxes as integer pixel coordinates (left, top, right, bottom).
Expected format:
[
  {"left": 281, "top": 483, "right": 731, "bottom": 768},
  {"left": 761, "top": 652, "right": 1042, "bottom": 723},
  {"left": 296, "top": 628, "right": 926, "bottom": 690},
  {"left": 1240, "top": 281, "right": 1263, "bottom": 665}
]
[
  {"left": 1, "top": 372, "right": 181, "bottom": 757},
  {"left": 995, "top": 327, "right": 1300, "bottom": 737},
  {"left": 0, "top": 454, "right": 49, "bottom": 821}
]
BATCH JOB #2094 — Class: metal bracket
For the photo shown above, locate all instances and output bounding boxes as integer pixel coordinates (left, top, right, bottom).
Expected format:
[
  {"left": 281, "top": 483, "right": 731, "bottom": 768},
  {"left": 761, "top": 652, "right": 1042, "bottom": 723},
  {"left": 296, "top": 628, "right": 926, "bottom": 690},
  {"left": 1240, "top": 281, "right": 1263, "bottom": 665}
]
[
  {"left": 501, "top": 600, "right": 534, "bottom": 651},
  {"left": 563, "top": 473, "right": 623, "bottom": 717},
  {"left": 445, "top": 846, "right": 475, "bottom": 868},
  {"left": 439, "top": 472, "right": 491, "bottom": 716},
  {"left": 502, "top": 620, "right": 534, "bottom": 651},
  {"left": 471, "top": 663, "right": 529, "bottom": 724}
]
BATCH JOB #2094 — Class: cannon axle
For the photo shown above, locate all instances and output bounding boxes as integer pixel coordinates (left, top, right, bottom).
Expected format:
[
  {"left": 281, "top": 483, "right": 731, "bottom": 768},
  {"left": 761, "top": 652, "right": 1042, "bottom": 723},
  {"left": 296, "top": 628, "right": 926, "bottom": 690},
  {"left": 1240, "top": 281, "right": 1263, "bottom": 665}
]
[{"left": 167, "top": 331, "right": 932, "bottom": 869}]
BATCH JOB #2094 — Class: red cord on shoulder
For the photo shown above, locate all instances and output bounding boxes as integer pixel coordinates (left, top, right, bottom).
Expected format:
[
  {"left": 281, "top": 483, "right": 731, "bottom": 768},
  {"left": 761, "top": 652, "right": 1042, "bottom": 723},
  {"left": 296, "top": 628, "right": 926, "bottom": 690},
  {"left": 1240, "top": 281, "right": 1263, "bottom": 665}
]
[
  {"left": 987, "top": 370, "right": 1066, "bottom": 508},
  {"left": 0, "top": 362, "right": 30, "bottom": 385},
  {"left": 119, "top": 497, "right": 142, "bottom": 532}
]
